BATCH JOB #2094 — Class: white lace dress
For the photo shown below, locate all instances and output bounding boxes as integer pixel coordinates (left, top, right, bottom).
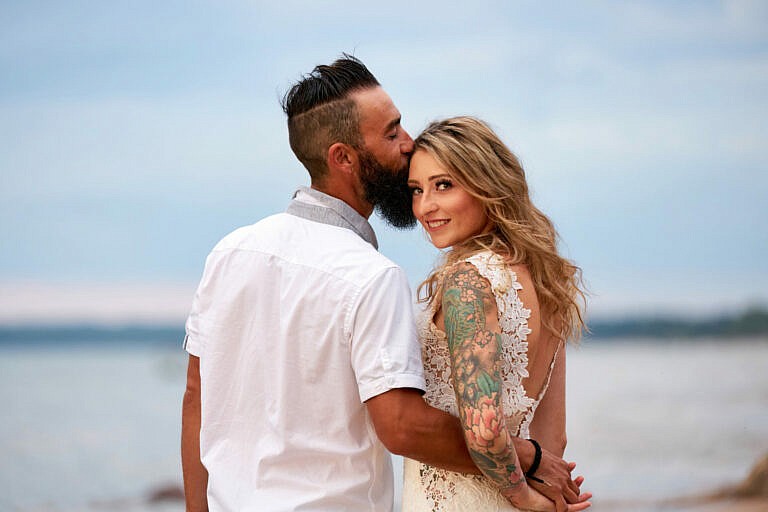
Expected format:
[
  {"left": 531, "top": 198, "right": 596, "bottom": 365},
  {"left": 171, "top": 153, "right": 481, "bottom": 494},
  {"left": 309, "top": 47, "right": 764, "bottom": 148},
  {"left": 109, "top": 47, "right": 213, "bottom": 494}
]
[{"left": 402, "top": 251, "right": 560, "bottom": 511}]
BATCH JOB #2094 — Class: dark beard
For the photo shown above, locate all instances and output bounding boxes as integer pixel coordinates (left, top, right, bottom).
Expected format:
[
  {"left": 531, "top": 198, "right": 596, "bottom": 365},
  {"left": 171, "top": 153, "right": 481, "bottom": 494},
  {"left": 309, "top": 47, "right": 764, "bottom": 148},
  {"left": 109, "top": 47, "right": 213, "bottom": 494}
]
[{"left": 358, "top": 151, "right": 417, "bottom": 229}]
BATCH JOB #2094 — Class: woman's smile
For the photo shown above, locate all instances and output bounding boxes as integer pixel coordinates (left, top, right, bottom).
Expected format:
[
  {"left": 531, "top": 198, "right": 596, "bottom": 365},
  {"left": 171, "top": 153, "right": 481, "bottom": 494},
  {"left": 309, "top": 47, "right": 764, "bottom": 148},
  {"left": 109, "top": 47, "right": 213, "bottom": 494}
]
[{"left": 408, "top": 150, "right": 490, "bottom": 249}]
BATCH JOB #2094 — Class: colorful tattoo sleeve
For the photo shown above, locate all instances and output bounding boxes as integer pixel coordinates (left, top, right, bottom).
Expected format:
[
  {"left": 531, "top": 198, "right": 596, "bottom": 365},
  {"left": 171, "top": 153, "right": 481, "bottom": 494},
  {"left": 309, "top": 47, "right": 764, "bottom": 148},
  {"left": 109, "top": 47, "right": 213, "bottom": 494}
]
[{"left": 443, "top": 262, "right": 526, "bottom": 492}]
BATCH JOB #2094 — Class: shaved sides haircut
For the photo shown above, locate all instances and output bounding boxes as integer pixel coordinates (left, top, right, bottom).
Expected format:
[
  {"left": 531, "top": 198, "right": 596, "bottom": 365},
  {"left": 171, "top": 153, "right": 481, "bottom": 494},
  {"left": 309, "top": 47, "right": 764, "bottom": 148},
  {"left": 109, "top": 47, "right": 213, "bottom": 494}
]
[{"left": 282, "top": 54, "right": 380, "bottom": 183}]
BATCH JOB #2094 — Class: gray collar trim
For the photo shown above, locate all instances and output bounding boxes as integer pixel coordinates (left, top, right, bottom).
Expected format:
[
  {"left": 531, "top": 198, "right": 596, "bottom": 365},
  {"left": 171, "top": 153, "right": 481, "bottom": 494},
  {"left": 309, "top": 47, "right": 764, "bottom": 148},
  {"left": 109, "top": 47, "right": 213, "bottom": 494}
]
[{"left": 286, "top": 186, "right": 378, "bottom": 249}]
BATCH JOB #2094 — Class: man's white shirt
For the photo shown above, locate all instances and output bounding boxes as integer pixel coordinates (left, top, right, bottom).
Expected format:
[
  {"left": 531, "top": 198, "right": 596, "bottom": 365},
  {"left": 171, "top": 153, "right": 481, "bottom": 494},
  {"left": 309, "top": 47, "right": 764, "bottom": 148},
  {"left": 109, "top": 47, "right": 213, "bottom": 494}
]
[{"left": 185, "top": 188, "right": 425, "bottom": 511}]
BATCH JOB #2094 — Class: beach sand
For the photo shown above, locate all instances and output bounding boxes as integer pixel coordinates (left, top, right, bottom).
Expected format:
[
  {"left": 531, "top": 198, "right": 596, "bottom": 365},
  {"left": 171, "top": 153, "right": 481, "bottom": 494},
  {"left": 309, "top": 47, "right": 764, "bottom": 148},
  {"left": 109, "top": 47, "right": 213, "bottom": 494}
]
[
  {"left": 589, "top": 498, "right": 768, "bottom": 512},
  {"left": 687, "top": 498, "right": 767, "bottom": 511}
]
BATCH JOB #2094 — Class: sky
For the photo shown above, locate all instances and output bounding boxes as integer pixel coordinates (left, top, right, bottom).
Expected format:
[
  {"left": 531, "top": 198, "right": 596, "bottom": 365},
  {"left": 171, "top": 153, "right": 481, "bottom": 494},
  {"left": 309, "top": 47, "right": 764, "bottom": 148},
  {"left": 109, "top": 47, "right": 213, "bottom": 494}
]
[{"left": 1, "top": 0, "right": 766, "bottom": 324}]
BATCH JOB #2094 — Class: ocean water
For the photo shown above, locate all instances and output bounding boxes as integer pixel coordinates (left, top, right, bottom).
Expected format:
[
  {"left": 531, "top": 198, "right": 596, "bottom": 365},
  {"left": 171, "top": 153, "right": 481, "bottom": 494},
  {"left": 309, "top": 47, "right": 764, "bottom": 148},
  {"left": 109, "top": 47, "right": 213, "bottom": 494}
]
[
  {"left": 1, "top": 338, "right": 767, "bottom": 511},
  {"left": 564, "top": 339, "right": 768, "bottom": 510}
]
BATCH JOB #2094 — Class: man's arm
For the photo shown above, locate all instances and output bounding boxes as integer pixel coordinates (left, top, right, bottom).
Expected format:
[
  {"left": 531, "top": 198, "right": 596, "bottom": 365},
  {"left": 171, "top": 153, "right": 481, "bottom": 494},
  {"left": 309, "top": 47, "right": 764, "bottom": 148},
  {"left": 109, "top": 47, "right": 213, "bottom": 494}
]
[
  {"left": 365, "top": 389, "right": 586, "bottom": 503},
  {"left": 181, "top": 355, "right": 209, "bottom": 512},
  {"left": 366, "top": 390, "right": 554, "bottom": 474},
  {"left": 366, "top": 388, "right": 478, "bottom": 474}
]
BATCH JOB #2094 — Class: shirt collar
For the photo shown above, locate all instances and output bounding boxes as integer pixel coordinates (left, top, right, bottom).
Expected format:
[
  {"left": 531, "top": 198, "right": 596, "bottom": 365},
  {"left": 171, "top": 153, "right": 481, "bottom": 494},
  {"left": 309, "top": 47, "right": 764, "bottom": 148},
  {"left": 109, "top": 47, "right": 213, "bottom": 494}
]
[{"left": 286, "top": 186, "right": 379, "bottom": 249}]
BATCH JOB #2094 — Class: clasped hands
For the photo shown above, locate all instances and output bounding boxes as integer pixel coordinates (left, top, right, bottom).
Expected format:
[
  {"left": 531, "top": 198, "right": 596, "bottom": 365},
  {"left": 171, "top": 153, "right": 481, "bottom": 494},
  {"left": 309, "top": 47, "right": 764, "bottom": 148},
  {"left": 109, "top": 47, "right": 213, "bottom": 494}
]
[{"left": 502, "top": 449, "right": 592, "bottom": 512}]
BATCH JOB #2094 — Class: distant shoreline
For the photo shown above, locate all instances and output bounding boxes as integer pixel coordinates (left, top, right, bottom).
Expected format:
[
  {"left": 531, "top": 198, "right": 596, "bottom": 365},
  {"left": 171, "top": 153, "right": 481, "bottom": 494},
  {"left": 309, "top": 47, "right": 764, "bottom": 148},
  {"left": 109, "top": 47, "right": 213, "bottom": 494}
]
[
  {"left": 585, "top": 306, "right": 768, "bottom": 340},
  {"left": 0, "top": 324, "right": 185, "bottom": 346},
  {"left": 0, "top": 307, "right": 767, "bottom": 345}
]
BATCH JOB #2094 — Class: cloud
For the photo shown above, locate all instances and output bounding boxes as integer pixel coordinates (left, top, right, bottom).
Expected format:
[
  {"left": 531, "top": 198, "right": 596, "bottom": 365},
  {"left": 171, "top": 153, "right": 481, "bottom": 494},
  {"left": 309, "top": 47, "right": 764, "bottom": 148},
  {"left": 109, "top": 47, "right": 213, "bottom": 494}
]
[
  {"left": 0, "top": 94, "right": 291, "bottom": 198},
  {"left": 1, "top": 1, "right": 766, "bottom": 320}
]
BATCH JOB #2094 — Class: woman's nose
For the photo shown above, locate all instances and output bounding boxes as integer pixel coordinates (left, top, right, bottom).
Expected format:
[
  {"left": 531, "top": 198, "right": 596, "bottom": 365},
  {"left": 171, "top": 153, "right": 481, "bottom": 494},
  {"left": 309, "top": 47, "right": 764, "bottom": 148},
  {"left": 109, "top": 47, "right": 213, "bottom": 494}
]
[{"left": 414, "top": 193, "right": 437, "bottom": 219}]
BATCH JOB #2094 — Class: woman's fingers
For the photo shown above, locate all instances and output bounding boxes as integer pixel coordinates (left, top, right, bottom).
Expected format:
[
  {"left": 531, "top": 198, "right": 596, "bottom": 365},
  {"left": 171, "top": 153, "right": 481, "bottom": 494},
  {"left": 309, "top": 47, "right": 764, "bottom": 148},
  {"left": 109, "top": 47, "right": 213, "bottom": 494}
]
[
  {"left": 566, "top": 493, "right": 593, "bottom": 512},
  {"left": 566, "top": 500, "right": 592, "bottom": 511}
]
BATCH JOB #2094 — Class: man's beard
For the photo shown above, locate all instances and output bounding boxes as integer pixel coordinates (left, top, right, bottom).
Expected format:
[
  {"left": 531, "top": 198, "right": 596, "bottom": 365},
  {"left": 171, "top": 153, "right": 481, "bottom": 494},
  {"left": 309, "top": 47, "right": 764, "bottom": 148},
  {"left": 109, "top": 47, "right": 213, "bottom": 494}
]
[{"left": 358, "top": 150, "right": 417, "bottom": 229}]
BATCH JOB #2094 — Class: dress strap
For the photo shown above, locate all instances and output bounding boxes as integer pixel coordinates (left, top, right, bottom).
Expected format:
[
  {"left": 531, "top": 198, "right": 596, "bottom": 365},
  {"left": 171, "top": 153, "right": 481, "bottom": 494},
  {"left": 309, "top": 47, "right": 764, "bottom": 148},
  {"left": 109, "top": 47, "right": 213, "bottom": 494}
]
[{"left": 535, "top": 340, "right": 563, "bottom": 402}]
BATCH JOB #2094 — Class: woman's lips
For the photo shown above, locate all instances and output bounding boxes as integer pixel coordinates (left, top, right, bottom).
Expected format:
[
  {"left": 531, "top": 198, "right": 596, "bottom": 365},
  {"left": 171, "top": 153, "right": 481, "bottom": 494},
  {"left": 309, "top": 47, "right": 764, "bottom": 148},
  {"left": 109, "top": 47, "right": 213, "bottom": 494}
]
[{"left": 425, "top": 219, "right": 450, "bottom": 231}]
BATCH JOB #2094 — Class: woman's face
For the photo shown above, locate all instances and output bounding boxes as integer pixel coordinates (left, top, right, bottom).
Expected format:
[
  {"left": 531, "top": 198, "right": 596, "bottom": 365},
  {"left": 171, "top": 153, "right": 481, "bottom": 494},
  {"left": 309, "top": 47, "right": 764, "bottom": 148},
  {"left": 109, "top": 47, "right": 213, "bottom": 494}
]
[{"left": 408, "top": 149, "right": 490, "bottom": 249}]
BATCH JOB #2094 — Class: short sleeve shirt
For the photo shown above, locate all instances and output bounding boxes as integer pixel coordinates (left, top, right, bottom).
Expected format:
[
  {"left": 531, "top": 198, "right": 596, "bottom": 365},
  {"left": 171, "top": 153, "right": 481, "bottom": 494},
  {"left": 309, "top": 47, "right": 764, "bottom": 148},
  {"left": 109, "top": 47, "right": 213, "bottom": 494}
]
[{"left": 184, "top": 187, "right": 425, "bottom": 511}]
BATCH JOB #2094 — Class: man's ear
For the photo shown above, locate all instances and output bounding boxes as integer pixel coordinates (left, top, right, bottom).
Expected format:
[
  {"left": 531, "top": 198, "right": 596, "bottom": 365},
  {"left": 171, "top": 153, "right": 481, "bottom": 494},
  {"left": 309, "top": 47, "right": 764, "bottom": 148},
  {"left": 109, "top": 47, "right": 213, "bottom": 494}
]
[{"left": 327, "top": 142, "right": 358, "bottom": 176}]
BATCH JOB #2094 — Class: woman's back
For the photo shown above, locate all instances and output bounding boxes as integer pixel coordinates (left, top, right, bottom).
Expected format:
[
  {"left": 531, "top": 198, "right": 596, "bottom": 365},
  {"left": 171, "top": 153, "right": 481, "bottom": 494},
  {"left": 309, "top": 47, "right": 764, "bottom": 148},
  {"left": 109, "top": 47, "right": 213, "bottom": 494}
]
[
  {"left": 402, "top": 251, "right": 564, "bottom": 511},
  {"left": 508, "top": 261, "right": 563, "bottom": 418}
]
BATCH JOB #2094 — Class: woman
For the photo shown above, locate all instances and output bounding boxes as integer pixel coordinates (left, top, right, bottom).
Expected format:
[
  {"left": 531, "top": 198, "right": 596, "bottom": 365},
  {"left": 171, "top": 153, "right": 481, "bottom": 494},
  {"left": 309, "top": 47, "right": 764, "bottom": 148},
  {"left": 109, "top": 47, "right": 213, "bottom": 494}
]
[{"left": 401, "top": 117, "right": 589, "bottom": 511}]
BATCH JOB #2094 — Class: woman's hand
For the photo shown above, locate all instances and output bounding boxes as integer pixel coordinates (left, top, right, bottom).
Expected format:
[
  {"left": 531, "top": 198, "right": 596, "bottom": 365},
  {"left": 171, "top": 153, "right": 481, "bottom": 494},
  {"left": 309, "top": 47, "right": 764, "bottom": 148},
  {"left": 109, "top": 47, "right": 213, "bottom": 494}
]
[{"left": 502, "top": 482, "right": 592, "bottom": 512}]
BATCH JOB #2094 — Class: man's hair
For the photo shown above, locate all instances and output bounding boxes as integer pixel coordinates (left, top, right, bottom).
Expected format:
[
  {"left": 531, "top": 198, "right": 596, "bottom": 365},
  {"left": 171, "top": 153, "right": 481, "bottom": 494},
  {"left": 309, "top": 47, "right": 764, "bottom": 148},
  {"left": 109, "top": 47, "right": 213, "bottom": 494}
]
[{"left": 281, "top": 54, "right": 380, "bottom": 183}]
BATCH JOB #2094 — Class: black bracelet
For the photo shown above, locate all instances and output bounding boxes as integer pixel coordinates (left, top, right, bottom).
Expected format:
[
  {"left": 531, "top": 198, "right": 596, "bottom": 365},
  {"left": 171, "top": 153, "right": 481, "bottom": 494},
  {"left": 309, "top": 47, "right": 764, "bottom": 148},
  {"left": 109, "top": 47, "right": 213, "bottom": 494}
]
[{"left": 525, "top": 439, "right": 545, "bottom": 484}]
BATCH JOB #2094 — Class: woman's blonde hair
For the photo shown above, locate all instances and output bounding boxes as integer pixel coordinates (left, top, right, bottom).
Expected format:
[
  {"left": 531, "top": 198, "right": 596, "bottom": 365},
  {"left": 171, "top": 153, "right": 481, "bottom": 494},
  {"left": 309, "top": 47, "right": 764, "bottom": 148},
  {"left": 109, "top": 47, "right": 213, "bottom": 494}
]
[{"left": 415, "top": 116, "right": 586, "bottom": 343}]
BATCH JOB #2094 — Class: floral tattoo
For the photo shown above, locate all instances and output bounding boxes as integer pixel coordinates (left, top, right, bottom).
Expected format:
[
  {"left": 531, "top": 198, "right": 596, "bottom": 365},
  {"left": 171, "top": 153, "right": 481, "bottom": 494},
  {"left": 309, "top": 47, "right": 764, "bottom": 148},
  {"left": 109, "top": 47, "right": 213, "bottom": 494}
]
[{"left": 443, "top": 262, "right": 525, "bottom": 491}]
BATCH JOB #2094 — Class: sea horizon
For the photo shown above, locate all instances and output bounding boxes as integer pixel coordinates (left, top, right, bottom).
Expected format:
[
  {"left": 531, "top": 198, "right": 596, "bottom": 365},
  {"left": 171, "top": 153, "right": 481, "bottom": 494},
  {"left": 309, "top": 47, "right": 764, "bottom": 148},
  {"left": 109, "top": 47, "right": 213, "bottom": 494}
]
[{"left": 1, "top": 304, "right": 766, "bottom": 346}]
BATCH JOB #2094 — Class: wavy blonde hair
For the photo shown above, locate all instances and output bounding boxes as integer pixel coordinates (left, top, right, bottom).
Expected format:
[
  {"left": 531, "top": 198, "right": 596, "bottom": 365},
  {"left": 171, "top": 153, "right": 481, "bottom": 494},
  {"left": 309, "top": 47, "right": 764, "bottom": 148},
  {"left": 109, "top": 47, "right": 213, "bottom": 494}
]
[{"left": 415, "top": 116, "right": 586, "bottom": 343}]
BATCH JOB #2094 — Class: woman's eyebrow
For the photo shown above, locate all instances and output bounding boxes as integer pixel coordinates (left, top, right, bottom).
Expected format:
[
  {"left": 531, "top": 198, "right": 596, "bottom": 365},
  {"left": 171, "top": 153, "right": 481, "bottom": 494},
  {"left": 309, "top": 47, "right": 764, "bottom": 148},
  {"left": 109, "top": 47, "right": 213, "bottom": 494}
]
[{"left": 407, "top": 173, "right": 451, "bottom": 185}]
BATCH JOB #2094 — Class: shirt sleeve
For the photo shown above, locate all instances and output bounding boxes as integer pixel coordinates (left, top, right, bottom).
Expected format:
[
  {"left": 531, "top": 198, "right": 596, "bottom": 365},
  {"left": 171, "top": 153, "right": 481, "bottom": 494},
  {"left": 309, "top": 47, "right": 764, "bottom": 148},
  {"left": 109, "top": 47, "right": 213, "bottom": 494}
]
[
  {"left": 183, "top": 249, "right": 225, "bottom": 357},
  {"left": 349, "top": 266, "right": 426, "bottom": 403}
]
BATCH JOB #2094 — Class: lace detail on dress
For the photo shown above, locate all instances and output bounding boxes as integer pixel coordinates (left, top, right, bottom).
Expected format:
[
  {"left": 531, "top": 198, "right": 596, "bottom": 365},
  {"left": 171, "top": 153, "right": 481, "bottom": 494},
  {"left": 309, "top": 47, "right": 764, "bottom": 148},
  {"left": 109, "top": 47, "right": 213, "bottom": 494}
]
[
  {"left": 417, "top": 301, "right": 458, "bottom": 417},
  {"left": 403, "top": 251, "right": 554, "bottom": 511},
  {"left": 403, "top": 457, "right": 515, "bottom": 511}
]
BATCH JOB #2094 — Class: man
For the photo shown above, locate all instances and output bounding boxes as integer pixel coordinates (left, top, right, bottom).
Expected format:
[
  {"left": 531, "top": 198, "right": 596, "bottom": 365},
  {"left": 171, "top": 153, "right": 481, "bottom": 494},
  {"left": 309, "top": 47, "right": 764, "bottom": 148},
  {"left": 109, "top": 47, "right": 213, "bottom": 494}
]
[{"left": 181, "top": 55, "right": 584, "bottom": 511}]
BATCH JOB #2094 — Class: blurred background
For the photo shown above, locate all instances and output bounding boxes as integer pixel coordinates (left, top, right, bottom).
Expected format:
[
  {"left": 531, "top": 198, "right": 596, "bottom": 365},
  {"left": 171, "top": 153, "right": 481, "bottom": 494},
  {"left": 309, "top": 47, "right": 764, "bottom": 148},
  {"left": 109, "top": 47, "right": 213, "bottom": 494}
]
[{"left": 1, "top": 1, "right": 766, "bottom": 511}]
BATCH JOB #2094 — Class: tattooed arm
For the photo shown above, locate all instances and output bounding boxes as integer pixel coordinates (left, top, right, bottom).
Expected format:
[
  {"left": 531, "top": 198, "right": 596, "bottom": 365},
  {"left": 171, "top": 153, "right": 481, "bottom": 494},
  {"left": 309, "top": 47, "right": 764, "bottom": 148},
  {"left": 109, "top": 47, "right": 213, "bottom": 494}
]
[{"left": 442, "top": 262, "right": 558, "bottom": 511}]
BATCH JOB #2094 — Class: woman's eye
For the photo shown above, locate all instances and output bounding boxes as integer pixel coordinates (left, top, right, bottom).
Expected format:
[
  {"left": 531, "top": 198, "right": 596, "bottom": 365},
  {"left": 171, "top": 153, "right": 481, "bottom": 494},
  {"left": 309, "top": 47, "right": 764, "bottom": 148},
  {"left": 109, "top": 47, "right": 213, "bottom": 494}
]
[
  {"left": 435, "top": 180, "right": 452, "bottom": 191},
  {"left": 409, "top": 187, "right": 422, "bottom": 196}
]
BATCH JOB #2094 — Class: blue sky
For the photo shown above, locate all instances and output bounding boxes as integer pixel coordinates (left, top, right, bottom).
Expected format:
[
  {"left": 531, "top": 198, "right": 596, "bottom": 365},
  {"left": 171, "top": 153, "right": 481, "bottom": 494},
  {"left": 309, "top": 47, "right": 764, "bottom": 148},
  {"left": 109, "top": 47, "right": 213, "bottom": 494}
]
[{"left": 1, "top": 1, "right": 766, "bottom": 323}]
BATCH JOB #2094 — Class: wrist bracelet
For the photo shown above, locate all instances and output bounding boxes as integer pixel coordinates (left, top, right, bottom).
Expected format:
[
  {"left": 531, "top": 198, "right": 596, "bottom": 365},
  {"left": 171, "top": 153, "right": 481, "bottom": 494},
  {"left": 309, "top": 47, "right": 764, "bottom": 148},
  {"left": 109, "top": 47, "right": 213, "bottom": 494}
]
[{"left": 525, "top": 439, "right": 545, "bottom": 484}]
